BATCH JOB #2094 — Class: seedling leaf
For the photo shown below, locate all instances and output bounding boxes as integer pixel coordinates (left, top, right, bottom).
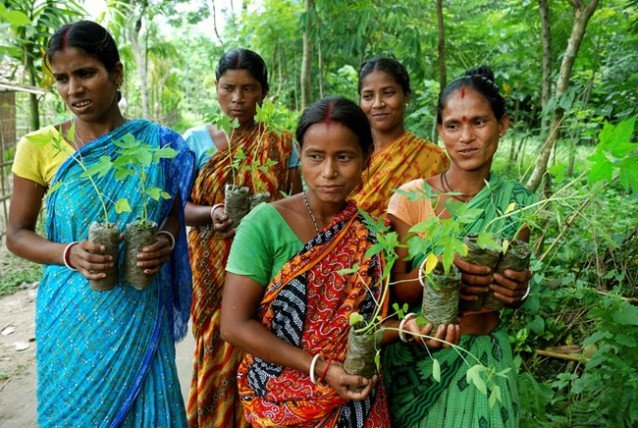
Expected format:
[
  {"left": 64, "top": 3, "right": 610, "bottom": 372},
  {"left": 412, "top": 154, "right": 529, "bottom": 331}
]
[{"left": 116, "top": 198, "right": 132, "bottom": 213}]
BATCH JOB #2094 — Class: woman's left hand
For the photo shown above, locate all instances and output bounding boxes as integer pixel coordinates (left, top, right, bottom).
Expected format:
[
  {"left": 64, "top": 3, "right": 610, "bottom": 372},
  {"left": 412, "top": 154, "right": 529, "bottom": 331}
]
[
  {"left": 135, "top": 233, "right": 173, "bottom": 275},
  {"left": 490, "top": 269, "right": 532, "bottom": 306}
]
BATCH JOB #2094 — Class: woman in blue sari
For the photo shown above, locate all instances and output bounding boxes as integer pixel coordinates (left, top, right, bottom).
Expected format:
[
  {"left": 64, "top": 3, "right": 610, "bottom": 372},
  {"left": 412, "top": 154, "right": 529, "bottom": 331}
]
[{"left": 7, "top": 20, "right": 194, "bottom": 426}]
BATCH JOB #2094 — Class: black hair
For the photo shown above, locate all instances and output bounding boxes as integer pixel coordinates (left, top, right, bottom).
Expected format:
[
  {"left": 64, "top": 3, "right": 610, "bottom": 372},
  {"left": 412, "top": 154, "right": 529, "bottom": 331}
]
[
  {"left": 215, "top": 48, "right": 269, "bottom": 94},
  {"left": 46, "top": 20, "right": 120, "bottom": 73},
  {"left": 295, "top": 97, "right": 373, "bottom": 157},
  {"left": 436, "top": 65, "right": 506, "bottom": 123},
  {"left": 358, "top": 57, "right": 411, "bottom": 96}
]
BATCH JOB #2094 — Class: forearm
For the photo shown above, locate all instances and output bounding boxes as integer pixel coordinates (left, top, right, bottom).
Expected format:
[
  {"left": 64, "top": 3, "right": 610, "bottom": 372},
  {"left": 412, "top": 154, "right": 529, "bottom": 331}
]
[
  {"left": 391, "top": 270, "right": 422, "bottom": 307},
  {"left": 221, "top": 318, "right": 315, "bottom": 374},
  {"left": 7, "top": 227, "right": 66, "bottom": 266},
  {"left": 184, "top": 201, "right": 214, "bottom": 227}
]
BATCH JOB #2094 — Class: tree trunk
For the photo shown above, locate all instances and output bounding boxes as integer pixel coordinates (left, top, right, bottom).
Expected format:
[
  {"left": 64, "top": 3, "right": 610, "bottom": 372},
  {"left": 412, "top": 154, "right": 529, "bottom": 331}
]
[
  {"left": 300, "top": 0, "right": 313, "bottom": 109},
  {"left": 539, "top": 0, "right": 552, "bottom": 135},
  {"left": 526, "top": 0, "right": 599, "bottom": 192},
  {"left": 436, "top": 0, "right": 447, "bottom": 90},
  {"left": 26, "top": 55, "right": 39, "bottom": 130},
  {"left": 130, "top": 10, "right": 151, "bottom": 119}
]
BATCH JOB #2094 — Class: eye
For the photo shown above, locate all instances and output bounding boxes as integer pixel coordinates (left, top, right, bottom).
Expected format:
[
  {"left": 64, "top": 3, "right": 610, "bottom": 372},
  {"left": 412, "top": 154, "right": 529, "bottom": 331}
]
[
  {"left": 361, "top": 93, "right": 372, "bottom": 101},
  {"left": 337, "top": 154, "right": 353, "bottom": 162},
  {"left": 305, "top": 153, "right": 323, "bottom": 161},
  {"left": 473, "top": 118, "right": 487, "bottom": 126},
  {"left": 445, "top": 123, "right": 459, "bottom": 131},
  {"left": 55, "top": 75, "right": 68, "bottom": 83},
  {"left": 383, "top": 90, "right": 396, "bottom": 97},
  {"left": 78, "top": 69, "right": 96, "bottom": 78}
]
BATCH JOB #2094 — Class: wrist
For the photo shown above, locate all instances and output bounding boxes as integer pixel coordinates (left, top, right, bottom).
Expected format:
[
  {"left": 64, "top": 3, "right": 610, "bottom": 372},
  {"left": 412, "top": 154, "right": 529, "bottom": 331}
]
[
  {"left": 63, "top": 242, "right": 79, "bottom": 271},
  {"left": 398, "top": 313, "right": 417, "bottom": 343},
  {"left": 210, "top": 203, "right": 224, "bottom": 224},
  {"left": 157, "top": 230, "right": 176, "bottom": 250}
]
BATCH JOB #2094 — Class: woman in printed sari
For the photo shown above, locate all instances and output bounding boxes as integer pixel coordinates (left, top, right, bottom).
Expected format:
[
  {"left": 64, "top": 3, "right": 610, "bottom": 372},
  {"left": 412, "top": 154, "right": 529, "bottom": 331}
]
[
  {"left": 184, "top": 48, "right": 302, "bottom": 427},
  {"left": 383, "top": 66, "right": 535, "bottom": 427},
  {"left": 220, "top": 97, "right": 390, "bottom": 426},
  {"left": 7, "top": 21, "right": 194, "bottom": 426},
  {"left": 352, "top": 57, "right": 449, "bottom": 218}
]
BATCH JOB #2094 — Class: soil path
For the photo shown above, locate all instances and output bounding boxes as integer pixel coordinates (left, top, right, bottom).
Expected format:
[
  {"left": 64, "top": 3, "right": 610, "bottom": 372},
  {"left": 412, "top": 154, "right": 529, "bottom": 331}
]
[{"left": 0, "top": 286, "right": 195, "bottom": 427}]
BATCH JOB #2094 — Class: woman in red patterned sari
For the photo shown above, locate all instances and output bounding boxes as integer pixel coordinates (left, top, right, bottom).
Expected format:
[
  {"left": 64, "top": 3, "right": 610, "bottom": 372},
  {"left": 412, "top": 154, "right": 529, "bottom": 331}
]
[
  {"left": 221, "top": 97, "right": 390, "bottom": 426},
  {"left": 184, "top": 48, "right": 302, "bottom": 427}
]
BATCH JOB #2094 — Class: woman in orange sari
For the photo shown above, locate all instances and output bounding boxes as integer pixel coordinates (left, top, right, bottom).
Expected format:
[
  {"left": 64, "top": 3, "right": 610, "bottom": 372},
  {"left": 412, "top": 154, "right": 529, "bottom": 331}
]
[
  {"left": 184, "top": 48, "right": 302, "bottom": 427},
  {"left": 221, "top": 97, "right": 389, "bottom": 426},
  {"left": 352, "top": 57, "right": 449, "bottom": 218}
]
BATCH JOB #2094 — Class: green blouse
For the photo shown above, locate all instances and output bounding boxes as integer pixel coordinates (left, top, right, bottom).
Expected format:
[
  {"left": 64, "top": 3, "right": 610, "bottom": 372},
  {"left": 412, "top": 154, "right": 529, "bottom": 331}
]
[{"left": 226, "top": 203, "right": 304, "bottom": 286}]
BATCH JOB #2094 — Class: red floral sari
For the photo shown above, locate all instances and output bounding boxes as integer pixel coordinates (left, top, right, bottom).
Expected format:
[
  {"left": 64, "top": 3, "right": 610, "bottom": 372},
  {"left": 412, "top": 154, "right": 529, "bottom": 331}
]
[{"left": 237, "top": 203, "right": 390, "bottom": 427}]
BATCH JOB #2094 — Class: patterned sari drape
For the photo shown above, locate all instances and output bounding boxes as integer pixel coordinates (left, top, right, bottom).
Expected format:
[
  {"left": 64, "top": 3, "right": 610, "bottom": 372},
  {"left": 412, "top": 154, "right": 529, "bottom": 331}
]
[
  {"left": 38, "top": 119, "right": 195, "bottom": 427},
  {"left": 187, "top": 123, "right": 293, "bottom": 427},
  {"left": 237, "top": 203, "right": 390, "bottom": 427},
  {"left": 384, "top": 175, "right": 535, "bottom": 427},
  {"left": 351, "top": 132, "right": 448, "bottom": 218}
]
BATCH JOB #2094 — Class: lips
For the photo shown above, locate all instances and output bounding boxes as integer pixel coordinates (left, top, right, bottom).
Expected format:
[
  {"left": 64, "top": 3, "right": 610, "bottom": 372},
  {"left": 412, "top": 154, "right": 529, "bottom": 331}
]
[
  {"left": 71, "top": 100, "right": 92, "bottom": 111},
  {"left": 457, "top": 148, "right": 479, "bottom": 158},
  {"left": 371, "top": 113, "right": 389, "bottom": 120},
  {"left": 319, "top": 185, "right": 343, "bottom": 194},
  {"left": 230, "top": 109, "right": 246, "bottom": 116}
]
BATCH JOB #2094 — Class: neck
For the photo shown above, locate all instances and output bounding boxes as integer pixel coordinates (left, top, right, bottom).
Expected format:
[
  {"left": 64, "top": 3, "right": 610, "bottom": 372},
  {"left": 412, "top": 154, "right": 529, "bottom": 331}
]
[
  {"left": 236, "top": 119, "right": 256, "bottom": 134},
  {"left": 304, "top": 191, "right": 346, "bottom": 226},
  {"left": 443, "top": 164, "right": 491, "bottom": 199},
  {"left": 372, "top": 126, "right": 405, "bottom": 152},
  {"left": 74, "top": 111, "right": 126, "bottom": 143}
]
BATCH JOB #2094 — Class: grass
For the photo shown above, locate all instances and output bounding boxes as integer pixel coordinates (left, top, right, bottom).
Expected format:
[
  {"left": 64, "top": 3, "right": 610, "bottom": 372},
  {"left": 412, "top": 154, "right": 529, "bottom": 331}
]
[{"left": 0, "top": 252, "right": 41, "bottom": 297}]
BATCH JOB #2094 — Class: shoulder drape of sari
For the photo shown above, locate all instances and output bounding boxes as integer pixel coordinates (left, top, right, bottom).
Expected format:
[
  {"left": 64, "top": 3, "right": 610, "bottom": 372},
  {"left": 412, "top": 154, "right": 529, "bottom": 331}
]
[
  {"left": 237, "top": 203, "right": 390, "bottom": 427},
  {"left": 37, "top": 119, "right": 195, "bottom": 427},
  {"left": 187, "top": 123, "right": 293, "bottom": 427},
  {"left": 384, "top": 174, "right": 535, "bottom": 427},
  {"left": 352, "top": 132, "right": 449, "bottom": 218}
]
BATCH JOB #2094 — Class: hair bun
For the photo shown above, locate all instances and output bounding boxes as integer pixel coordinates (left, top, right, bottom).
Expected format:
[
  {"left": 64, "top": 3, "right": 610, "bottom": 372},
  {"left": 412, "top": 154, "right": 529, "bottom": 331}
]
[{"left": 464, "top": 65, "right": 495, "bottom": 83}]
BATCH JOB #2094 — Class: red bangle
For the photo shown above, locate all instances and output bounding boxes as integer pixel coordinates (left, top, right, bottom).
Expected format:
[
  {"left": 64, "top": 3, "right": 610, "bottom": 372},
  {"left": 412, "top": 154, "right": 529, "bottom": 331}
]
[{"left": 319, "top": 355, "right": 335, "bottom": 381}]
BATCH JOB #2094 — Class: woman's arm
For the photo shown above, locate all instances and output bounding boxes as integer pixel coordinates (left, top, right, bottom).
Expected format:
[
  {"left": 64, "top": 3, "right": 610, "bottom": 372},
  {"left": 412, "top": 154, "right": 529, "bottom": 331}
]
[
  {"left": 7, "top": 175, "right": 112, "bottom": 279},
  {"left": 221, "top": 273, "right": 375, "bottom": 400},
  {"left": 389, "top": 214, "right": 422, "bottom": 306}
]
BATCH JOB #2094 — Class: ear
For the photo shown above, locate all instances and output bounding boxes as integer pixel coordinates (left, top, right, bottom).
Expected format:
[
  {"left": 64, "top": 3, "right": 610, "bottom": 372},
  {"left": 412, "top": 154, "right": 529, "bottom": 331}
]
[
  {"left": 112, "top": 62, "right": 124, "bottom": 87},
  {"left": 498, "top": 114, "right": 510, "bottom": 137},
  {"left": 404, "top": 92, "right": 411, "bottom": 107}
]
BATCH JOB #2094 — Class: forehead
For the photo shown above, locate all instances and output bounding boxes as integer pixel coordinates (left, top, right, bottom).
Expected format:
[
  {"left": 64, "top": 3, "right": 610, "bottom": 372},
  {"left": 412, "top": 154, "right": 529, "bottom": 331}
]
[
  {"left": 441, "top": 87, "right": 493, "bottom": 120},
  {"left": 50, "top": 47, "right": 104, "bottom": 73},
  {"left": 302, "top": 122, "right": 361, "bottom": 153},
  {"left": 360, "top": 70, "right": 400, "bottom": 90},
  {"left": 217, "top": 69, "right": 261, "bottom": 86}
]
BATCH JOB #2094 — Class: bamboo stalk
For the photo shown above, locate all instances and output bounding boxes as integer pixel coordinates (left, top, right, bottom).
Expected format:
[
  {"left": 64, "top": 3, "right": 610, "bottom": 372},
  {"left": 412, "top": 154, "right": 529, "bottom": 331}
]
[{"left": 535, "top": 349, "right": 585, "bottom": 362}]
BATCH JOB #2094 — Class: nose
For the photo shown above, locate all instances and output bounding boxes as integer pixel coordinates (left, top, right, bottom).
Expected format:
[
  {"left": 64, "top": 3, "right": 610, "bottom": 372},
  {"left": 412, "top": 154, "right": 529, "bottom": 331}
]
[
  {"left": 67, "top": 76, "right": 84, "bottom": 96},
  {"left": 321, "top": 158, "right": 338, "bottom": 178},
  {"left": 231, "top": 89, "right": 244, "bottom": 104},
  {"left": 372, "top": 94, "right": 384, "bottom": 109},
  {"left": 459, "top": 124, "right": 475, "bottom": 143}
]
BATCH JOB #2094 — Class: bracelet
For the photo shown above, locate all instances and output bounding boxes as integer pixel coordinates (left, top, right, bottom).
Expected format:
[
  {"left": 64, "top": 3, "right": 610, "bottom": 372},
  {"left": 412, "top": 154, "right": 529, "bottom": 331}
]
[
  {"left": 398, "top": 313, "right": 417, "bottom": 343},
  {"left": 319, "top": 355, "right": 335, "bottom": 381},
  {"left": 521, "top": 284, "right": 531, "bottom": 301},
  {"left": 210, "top": 203, "right": 224, "bottom": 224},
  {"left": 157, "top": 231, "right": 176, "bottom": 250},
  {"left": 309, "top": 354, "right": 321, "bottom": 385},
  {"left": 63, "top": 241, "right": 79, "bottom": 271}
]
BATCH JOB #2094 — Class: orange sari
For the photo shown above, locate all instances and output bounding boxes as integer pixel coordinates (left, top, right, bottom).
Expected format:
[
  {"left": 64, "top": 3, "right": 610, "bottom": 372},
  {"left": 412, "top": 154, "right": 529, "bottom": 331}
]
[
  {"left": 351, "top": 131, "right": 449, "bottom": 218},
  {"left": 237, "top": 204, "right": 390, "bottom": 427},
  {"left": 187, "top": 123, "right": 293, "bottom": 427}
]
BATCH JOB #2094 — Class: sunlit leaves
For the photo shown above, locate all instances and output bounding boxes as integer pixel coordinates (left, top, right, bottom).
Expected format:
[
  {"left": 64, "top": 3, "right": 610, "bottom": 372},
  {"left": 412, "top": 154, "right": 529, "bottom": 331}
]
[{"left": 588, "top": 116, "right": 637, "bottom": 192}]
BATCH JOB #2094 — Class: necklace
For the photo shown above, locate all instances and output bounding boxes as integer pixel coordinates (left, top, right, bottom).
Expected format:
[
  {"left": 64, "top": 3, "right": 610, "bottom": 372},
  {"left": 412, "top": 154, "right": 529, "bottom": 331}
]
[
  {"left": 441, "top": 170, "right": 481, "bottom": 202},
  {"left": 302, "top": 191, "right": 320, "bottom": 234}
]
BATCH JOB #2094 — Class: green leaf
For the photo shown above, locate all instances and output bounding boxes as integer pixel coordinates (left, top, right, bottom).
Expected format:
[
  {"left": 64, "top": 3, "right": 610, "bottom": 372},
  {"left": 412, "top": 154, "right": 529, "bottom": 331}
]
[
  {"left": 115, "top": 198, "right": 131, "bottom": 213},
  {"left": 153, "top": 146, "right": 178, "bottom": 160},
  {"left": 548, "top": 162, "right": 567, "bottom": 182},
  {"left": 5, "top": 10, "right": 31, "bottom": 27},
  {"left": 25, "top": 130, "right": 55, "bottom": 148},
  {"left": 47, "top": 181, "right": 62, "bottom": 195},
  {"left": 114, "top": 167, "right": 134, "bottom": 181},
  {"left": 587, "top": 152, "right": 614, "bottom": 185},
  {"left": 432, "top": 359, "right": 441, "bottom": 382},
  {"left": 477, "top": 232, "right": 501, "bottom": 251},
  {"left": 80, "top": 155, "right": 113, "bottom": 178},
  {"left": 337, "top": 264, "right": 360, "bottom": 275},
  {"left": 146, "top": 187, "right": 163, "bottom": 201},
  {"left": 349, "top": 312, "right": 364, "bottom": 326}
]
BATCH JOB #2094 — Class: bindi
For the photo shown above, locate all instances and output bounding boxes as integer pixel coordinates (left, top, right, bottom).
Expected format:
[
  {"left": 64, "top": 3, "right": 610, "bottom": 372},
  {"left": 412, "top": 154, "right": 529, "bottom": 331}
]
[
  {"left": 460, "top": 87, "right": 466, "bottom": 99},
  {"left": 462, "top": 116, "right": 467, "bottom": 122}
]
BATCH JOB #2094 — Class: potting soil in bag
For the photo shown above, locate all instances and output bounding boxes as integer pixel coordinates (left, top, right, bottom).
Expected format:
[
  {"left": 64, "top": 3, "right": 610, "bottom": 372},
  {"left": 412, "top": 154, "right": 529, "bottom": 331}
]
[
  {"left": 460, "top": 234, "right": 502, "bottom": 312},
  {"left": 485, "top": 240, "right": 531, "bottom": 311},
  {"left": 343, "top": 326, "right": 380, "bottom": 392},
  {"left": 249, "top": 192, "right": 270, "bottom": 210},
  {"left": 124, "top": 221, "right": 158, "bottom": 290},
  {"left": 421, "top": 264, "right": 461, "bottom": 330},
  {"left": 88, "top": 222, "right": 119, "bottom": 291},
  {"left": 224, "top": 184, "right": 251, "bottom": 226}
]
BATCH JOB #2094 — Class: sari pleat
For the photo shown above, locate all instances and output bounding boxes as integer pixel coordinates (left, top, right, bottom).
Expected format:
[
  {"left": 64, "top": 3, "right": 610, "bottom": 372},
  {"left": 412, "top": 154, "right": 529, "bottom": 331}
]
[
  {"left": 187, "top": 124, "right": 293, "bottom": 427},
  {"left": 237, "top": 204, "right": 390, "bottom": 427},
  {"left": 351, "top": 132, "right": 448, "bottom": 218},
  {"left": 37, "top": 119, "right": 195, "bottom": 427}
]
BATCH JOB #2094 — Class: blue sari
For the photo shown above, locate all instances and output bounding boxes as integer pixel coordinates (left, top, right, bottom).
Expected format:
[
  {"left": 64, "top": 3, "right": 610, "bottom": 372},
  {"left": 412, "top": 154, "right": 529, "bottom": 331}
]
[{"left": 37, "top": 119, "right": 195, "bottom": 427}]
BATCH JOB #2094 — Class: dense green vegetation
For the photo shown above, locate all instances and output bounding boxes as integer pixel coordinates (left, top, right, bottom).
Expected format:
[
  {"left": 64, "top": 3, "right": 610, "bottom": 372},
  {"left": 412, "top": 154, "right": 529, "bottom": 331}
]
[{"left": 2, "top": 0, "right": 637, "bottom": 425}]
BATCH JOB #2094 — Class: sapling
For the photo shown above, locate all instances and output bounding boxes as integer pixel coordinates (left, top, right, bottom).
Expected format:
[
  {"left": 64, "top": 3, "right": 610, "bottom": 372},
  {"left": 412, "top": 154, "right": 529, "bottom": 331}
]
[
  {"left": 110, "top": 133, "right": 177, "bottom": 290},
  {"left": 27, "top": 123, "right": 119, "bottom": 291}
]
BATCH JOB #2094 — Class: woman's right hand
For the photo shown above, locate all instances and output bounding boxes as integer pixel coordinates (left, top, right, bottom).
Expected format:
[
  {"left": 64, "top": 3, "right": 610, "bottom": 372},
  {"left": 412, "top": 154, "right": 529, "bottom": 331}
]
[
  {"left": 67, "top": 240, "right": 114, "bottom": 280},
  {"left": 454, "top": 256, "right": 493, "bottom": 303},
  {"left": 322, "top": 361, "right": 376, "bottom": 401},
  {"left": 211, "top": 205, "right": 235, "bottom": 237},
  {"left": 404, "top": 317, "right": 461, "bottom": 349}
]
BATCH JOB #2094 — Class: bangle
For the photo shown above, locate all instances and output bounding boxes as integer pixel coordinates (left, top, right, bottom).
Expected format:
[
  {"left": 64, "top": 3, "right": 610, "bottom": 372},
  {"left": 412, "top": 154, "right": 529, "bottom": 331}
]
[
  {"left": 309, "top": 354, "right": 321, "bottom": 385},
  {"left": 157, "top": 231, "right": 175, "bottom": 250},
  {"left": 63, "top": 241, "right": 79, "bottom": 271},
  {"left": 319, "top": 355, "right": 335, "bottom": 381},
  {"left": 210, "top": 203, "right": 224, "bottom": 224},
  {"left": 521, "top": 284, "right": 531, "bottom": 301},
  {"left": 398, "top": 313, "right": 417, "bottom": 343}
]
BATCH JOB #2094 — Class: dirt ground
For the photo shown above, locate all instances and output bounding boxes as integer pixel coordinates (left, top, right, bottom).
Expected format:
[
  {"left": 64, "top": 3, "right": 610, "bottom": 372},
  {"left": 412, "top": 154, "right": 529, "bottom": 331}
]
[{"left": 0, "top": 285, "right": 195, "bottom": 427}]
